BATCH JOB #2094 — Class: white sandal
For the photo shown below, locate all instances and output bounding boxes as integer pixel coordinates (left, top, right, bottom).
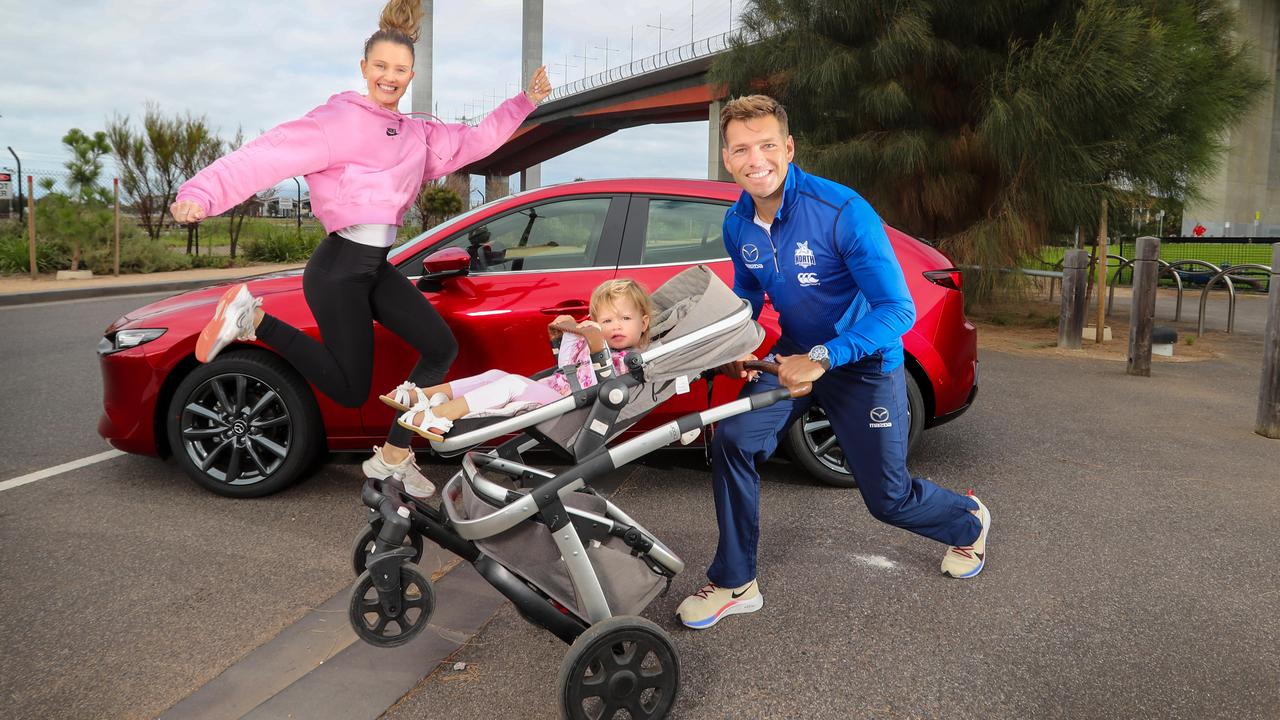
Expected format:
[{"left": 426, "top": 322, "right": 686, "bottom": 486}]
[
  {"left": 379, "top": 383, "right": 450, "bottom": 412},
  {"left": 397, "top": 404, "right": 454, "bottom": 441}
]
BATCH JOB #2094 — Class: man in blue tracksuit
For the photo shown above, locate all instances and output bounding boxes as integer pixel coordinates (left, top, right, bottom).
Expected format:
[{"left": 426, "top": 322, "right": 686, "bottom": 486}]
[{"left": 676, "top": 95, "right": 992, "bottom": 629}]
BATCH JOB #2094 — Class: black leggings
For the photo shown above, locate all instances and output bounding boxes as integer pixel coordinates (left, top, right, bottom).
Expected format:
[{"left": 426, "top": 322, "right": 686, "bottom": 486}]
[{"left": 255, "top": 233, "right": 457, "bottom": 448}]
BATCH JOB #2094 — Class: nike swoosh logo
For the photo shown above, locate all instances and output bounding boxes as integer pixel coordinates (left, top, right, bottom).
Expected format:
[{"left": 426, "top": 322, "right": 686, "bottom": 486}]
[{"left": 731, "top": 584, "right": 753, "bottom": 599}]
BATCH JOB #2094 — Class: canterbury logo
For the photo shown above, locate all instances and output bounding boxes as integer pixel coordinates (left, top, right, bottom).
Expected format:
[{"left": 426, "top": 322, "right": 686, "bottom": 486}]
[{"left": 797, "top": 272, "right": 819, "bottom": 286}]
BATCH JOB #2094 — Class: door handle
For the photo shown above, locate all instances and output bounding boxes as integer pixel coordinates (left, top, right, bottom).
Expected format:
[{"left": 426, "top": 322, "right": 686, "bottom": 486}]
[{"left": 540, "top": 302, "right": 590, "bottom": 315}]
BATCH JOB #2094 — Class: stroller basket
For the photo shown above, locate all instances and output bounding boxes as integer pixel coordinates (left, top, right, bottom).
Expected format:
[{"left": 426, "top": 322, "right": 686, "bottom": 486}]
[{"left": 441, "top": 452, "right": 682, "bottom": 622}]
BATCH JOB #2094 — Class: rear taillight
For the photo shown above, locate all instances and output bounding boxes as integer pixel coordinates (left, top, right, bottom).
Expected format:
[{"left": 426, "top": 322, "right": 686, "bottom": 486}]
[{"left": 923, "top": 268, "right": 963, "bottom": 292}]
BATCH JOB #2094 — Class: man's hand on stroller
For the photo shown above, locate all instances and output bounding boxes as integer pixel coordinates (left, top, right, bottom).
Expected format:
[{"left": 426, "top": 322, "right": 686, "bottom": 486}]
[
  {"left": 776, "top": 353, "right": 826, "bottom": 388},
  {"left": 719, "top": 354, "right": 760, "bottom": 382}
]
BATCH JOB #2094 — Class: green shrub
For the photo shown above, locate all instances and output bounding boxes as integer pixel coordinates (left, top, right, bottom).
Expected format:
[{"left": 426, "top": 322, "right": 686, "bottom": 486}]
[
  {"left": 0, "top": 234, "right": 69, "bottom": 273},
  {"left": 83, "top": 235, "right": 193, "bottom": 274},
  {"left": 243, "top": 226, "right": 322, "bottom": 262},
  {"left": 190, "top": 254, "right": 239, "bottom": 269}
]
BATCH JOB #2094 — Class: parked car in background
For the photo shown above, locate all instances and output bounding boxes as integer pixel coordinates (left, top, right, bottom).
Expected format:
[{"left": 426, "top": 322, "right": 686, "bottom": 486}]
[{"left": 98, "top": 178, "right": 977, "bottom": 497}]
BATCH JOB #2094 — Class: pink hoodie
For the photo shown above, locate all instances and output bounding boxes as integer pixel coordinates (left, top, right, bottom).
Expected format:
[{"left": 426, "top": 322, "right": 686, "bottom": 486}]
[{"left": 175, "top": 91, "right": 535, "bottom": 232}]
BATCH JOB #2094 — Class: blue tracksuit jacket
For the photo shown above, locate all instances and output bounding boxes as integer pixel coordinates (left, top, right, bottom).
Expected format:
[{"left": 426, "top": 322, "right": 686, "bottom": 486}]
[{"left": 722, "top": 163, "right": 916, "bottom": 370}]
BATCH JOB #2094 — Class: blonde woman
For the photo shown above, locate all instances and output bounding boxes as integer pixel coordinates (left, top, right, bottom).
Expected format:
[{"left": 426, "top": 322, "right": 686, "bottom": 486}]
[{"left": 170, "top": 0, "right": 553, "bottom": 498}]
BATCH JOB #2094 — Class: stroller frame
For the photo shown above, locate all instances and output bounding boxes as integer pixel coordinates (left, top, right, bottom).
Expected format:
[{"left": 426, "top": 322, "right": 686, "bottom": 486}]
[{"left": 348, "top": 269, "right": 805, "bottom": 718}]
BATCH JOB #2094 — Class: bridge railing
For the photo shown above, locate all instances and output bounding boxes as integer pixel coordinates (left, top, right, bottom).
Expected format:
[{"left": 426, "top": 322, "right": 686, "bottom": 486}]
[{"left": 546, "top": 30, "right": 737, "bottom": 104}]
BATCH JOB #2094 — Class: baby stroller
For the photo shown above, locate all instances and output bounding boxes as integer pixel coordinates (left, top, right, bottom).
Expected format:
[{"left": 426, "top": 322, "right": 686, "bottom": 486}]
[{"left": 347, "top": 265, "right": 808, "bottom": 720}]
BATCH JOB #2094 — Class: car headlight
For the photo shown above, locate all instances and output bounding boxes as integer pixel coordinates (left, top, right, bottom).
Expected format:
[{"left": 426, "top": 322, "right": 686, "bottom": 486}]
[{"left": 99, "top": 328, "right": 166, "bottom": 355}]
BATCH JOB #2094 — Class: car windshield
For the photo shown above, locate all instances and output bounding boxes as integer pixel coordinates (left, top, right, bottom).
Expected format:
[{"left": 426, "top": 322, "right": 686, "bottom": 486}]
[{"left": 387, "top": 189, "right": 540, "bottom": 263}]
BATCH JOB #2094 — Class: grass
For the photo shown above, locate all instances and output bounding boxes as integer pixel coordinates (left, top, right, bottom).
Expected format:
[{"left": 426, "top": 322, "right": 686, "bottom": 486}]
[{"left": 1031, "top": 241, "right": 1276, "bottom": 270}]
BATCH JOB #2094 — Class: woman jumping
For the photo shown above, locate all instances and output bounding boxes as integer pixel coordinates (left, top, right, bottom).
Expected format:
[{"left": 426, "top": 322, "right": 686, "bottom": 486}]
[{"left": 169, "top": 0, "right": 552, "bottom": 499}]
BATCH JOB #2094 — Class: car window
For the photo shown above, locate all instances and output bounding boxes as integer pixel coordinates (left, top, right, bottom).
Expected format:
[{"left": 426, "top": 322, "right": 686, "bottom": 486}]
[
  {"left": 640, "top": 198, "right": 729, "bottom": 264},
  {"left": 413, "top": 197, "right": 614, "bottom": 274}
]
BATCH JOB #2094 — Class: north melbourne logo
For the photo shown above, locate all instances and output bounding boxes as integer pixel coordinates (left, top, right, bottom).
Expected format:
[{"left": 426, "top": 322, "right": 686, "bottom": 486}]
[
  {"left": 869, "top": 406, "right": 892, "bottom": 428},
  {"left": 794, "top": 240, "right": 816, "bottom": 268}
]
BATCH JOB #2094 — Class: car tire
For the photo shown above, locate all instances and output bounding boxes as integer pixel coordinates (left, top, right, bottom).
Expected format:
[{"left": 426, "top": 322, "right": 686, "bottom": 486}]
[
  {"left": 782, "top": 371, "right": 925, "bottom": 488},
  {"left": 166, "top": 349, "right": 322, "bottom": 498}
]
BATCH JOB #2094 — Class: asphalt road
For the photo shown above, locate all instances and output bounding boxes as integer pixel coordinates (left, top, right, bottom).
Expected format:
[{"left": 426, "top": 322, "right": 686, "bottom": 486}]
[
  {"left": 0, "top": 292, "right": 162, "bottom": 479},
  {"left": 0, "top": 293, "right": 372, "bottom": 719}
]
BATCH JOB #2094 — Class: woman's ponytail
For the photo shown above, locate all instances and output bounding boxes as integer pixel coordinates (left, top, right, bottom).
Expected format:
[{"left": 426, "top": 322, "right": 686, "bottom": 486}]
[{"left": 364, "top": 0, "right": 424, "bottom": 57}]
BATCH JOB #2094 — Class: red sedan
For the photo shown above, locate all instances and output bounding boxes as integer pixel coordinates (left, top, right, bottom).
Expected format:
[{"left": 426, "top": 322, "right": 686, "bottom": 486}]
[{"left": 98, "top": 178, "right": 977, "bottom": 497}]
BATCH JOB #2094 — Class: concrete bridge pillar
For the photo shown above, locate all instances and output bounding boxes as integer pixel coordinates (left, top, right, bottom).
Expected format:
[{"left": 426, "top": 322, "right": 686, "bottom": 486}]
[
  {"left": 411, "top": 0, "right": 433, "bottom": 117},
  {"left": 708, "top": 99, "right": 731, "bottom": 182},
  {"left": 1182, "top": 0, "right": 1279, "bottom": 237},
  {"left": 520, "top": 0, "right": 544, "bottom": 191},
  {"left": 486, "top": 174, "right": 512, "bottom": 202}
]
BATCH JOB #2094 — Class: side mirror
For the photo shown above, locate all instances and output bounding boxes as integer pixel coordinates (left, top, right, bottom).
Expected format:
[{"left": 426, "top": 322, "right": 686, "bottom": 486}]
[{"left": 417, "top": 247, "right": 470, "bottom": 292}]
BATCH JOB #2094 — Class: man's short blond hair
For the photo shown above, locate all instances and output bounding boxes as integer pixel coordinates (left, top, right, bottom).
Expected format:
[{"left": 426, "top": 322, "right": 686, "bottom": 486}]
[{"left": 719, "top": 95, "right": 789, "bottom": 143}]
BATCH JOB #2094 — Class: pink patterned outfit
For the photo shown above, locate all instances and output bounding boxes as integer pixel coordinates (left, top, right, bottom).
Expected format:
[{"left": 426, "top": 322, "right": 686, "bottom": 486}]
[{"left": 450, "top": 336, "right": 633, "bottom": 416}]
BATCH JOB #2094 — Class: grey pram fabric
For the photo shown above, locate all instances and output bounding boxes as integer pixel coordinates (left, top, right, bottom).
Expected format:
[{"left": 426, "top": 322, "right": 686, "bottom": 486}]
[
  {"left": 455, "top": 469, "right": 666, "bottom": 620},
  {"left": 534, "top": 264, "right": 764, "bottom": 450}
]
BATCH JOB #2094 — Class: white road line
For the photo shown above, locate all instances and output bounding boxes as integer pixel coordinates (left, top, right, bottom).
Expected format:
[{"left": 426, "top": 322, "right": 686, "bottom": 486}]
[{"left": 0, "top": 450, "right": 127, "bottom": 492}]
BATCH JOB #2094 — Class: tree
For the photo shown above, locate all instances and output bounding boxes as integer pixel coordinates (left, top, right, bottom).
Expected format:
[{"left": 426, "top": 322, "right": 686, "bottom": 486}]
[
  {"left": 174, "top": 114, "right": 223, "bottom": 255},
  {"left": 59, "top": 128, "right": 113, "bottom": 270},
  {"left": 106, "top": 104, "right": 183, "bottom": 241},
  {"left": 62, "top": 129, "right": 111, "bottom": 205},
  {"left": 714, "top": 0, "right": 1268, "bottom": 299},
  {"left": 223, "top": 128, "right": 253, "bottom": 259},
  {"left": 413, "top": 183, "right": 464, "bottom": 233}
]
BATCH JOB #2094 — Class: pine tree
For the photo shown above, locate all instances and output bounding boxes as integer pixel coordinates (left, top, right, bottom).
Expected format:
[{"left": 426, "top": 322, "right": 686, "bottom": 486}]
[{"left": 713, "top": 0, "right": 1268, "bottom": 298}]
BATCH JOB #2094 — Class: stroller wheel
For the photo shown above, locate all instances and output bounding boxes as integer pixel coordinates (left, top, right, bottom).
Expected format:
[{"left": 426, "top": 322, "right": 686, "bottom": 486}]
[
  {"left": 558, "top": 616, "right": 680, "bottom": 720},
  {"left": 348, "top": 565, "right": 435, "bottom": 648},
  {"left": 351, "top": 522, "right": 424, "bottom": 575}
]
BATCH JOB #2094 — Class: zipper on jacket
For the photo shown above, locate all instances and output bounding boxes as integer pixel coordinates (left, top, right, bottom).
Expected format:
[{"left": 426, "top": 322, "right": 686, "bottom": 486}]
[{"left": 754, "top": 216, "right": 781, "bottom": 274}]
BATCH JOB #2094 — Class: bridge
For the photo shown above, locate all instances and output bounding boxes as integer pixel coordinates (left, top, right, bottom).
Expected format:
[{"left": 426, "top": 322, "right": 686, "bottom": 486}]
[
  {"left": 459, "top": 31, "right": 735, "bottom": 194},
  {"left": 411, "top": 0, "right": 736, "bottom": 199}
]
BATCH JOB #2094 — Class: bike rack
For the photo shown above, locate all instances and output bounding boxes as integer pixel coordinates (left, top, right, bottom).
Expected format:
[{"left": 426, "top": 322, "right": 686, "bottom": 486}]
[
  {"left": 1106, "top": 258, "right": 1183, "bottom": 321},
  {"left": 1197, "top": 263, "right": 1272, "bottom": 336},
  {"left": 1046, "top": 253, "right": 1126, "bottom": 302}
]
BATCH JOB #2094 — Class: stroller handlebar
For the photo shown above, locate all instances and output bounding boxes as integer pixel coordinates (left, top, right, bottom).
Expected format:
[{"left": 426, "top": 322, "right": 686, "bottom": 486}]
[{"left": 742, "top": 360, "right": 812, "bottom": 398}]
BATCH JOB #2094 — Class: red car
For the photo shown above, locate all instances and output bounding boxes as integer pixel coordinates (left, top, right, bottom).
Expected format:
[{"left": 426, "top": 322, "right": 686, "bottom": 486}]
[{"left": 98, "top": 178, "right": 977, "bottom": 497}]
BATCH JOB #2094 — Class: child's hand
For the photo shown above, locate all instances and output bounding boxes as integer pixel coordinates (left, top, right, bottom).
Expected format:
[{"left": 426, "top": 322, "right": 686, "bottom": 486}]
[{"left": 548, "top": 314, "right": 576, "bottom": 341}]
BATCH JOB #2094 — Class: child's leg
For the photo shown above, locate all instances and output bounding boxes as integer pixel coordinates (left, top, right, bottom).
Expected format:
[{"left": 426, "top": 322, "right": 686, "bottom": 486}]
[
  {"left": 513, "top": 381, "right": 565, "bottom": 406},
  {"left": 400, "top": 373, "right": 530, "bottom": 439},
  {"left": 443, "top": 369, "right": 510, "bottom": 399},
  {"left": 458, "top": 373, "right": 537, "bottom": 413}
]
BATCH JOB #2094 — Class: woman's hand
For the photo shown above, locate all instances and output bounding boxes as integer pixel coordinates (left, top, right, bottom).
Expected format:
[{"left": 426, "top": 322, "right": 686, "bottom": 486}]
[
  {"left": 170, "top": 200, "right": 207, "bottom": 225},
  {"left": 525, "top": 65, "right": 552, "bottom": 104}
]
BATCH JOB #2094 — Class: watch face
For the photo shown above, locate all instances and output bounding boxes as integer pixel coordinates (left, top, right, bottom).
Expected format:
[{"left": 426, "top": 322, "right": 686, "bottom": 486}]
[{"left": 809, "top": 345, "right": 828, "bottom": 361}]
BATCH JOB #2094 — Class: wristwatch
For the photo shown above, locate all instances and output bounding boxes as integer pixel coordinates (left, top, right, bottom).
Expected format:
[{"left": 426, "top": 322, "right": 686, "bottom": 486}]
[{"left": 808, "top": 344, "right": 831, "bottom": 370}]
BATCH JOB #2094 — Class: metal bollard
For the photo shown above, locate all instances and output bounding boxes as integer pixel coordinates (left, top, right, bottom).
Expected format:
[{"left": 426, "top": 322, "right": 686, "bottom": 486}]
[
  {"left": 1058, "top": 249, "right": 1089, "bottom": 349},
  {"left": 1256, "top": 244, "right": 1280, "bottom": 438},
  {"left": 1127, "top": 237, "right": 1160, "bottom": 376}
]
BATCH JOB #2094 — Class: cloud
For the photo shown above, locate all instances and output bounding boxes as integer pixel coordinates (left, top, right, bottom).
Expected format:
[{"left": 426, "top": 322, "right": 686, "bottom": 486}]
[{"left": 2, "top": 0, "right": 739, "bottom": 192}]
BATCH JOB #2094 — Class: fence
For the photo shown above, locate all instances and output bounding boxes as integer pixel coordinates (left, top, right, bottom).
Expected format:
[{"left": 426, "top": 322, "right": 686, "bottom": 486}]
[{"left": 0, "top": 169, "right": 108, "bottom": 220}]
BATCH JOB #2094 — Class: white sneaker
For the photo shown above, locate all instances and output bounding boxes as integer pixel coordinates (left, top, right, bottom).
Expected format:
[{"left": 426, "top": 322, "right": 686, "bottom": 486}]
[
  {"left": 675, "top": 579, "right": 762, "bottom": 629},
  {"left": 362, "top": 445, "right": 435, "bottom": 499},
  {"left": 941, "top": 494, "right": 991, "bottom": 579},
  {"left": 195, "top": 283, "right": 260, "bottom": 363}
]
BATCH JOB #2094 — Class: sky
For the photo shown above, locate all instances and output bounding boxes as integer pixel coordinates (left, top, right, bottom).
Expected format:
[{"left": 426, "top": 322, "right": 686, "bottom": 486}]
[{"left": 0, "top": 0, "right": 743, "bottom": 200}]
